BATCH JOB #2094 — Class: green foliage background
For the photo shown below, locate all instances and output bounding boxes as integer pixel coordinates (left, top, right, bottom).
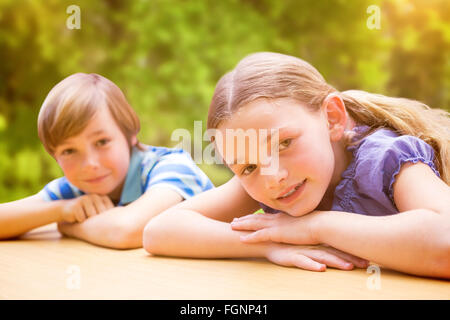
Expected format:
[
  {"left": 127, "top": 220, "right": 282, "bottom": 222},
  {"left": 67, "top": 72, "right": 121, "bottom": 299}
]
[{"left": 0, "top": 0, "right": 449, "bottom": 202}]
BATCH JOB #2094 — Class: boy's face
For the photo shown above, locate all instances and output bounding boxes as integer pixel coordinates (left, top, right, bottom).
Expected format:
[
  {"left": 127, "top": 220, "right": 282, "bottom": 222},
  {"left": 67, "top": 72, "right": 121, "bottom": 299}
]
[{"left": 53, "top": 106, "right": 135, "bottom": 202}]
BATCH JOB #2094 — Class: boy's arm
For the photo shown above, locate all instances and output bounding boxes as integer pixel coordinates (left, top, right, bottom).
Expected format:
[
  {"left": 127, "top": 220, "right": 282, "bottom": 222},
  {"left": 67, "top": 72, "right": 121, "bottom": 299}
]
[
  {"left": 57, "top": 186, "right": 184, "bottom": 249},
  {"left": 0, "top": 194, "right": 64, "bottom": 239}
]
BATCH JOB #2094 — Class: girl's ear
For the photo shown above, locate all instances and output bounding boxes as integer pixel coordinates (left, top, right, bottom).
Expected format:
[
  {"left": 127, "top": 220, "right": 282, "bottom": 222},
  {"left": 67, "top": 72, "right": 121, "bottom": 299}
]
[
  {"left": 322, "top": 93, "right": 348, "bottom": 142},
  {"left": 130, "top": 134, "right": 138, "bottom": 146}
]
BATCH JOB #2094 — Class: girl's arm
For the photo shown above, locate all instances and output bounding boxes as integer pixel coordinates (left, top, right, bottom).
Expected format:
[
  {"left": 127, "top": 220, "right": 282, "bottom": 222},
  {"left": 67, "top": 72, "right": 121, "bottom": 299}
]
[
  {"left": 144, "top": 176, "right": 369, "bottom": 271},
  {"left": 57, "top": 186, "right": 184, "bottom": 249},
  {"left": 314, "top": 209, "right": 449, "bottom": 278},
  {"left": 316, "top": 162, "right": 450, "bottom": 278},
  {"left": 0, "top": 195, "right": 64, "bottom": 239},
  {"left": 233, "top": 162, "right": 450, "bottom": 278},
  {"left": 144, "top": 176, "right": 265, "bottom": 257}
]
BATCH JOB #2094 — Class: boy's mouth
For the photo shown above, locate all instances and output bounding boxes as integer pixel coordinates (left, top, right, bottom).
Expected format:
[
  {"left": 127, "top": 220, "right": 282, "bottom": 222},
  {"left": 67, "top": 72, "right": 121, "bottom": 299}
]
[{"left": 84, "top": 173, "right": 111, "bottom": 183}]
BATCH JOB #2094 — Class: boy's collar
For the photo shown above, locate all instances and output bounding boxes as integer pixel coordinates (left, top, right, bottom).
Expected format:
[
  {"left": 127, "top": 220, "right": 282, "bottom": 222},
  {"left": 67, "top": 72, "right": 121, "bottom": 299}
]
[{"left": 118, "top": 146, "right": 146, "bottom": 206}]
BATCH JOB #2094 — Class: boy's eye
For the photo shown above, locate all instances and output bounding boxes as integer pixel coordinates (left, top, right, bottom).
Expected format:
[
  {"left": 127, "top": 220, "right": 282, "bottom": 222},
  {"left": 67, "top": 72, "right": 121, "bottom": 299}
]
[
  {"left": 96, "top": 138, "right": 110, "bottom": 147},
  {"left": 242, "top": 164, "right": 257, "bottom": 176},
  {"left": 279, "top": 138, "right": 292, "bottom": 150}
]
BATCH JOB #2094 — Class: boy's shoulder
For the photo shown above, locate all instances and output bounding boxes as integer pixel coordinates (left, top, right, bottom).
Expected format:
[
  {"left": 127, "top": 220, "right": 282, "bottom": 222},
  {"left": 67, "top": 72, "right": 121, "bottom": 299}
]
[
  {"left": 138, "top": 144, "right": 195, "bottom": 168},
  {"left": 38, "top": 176, "right": 84, "bottom": 201}
]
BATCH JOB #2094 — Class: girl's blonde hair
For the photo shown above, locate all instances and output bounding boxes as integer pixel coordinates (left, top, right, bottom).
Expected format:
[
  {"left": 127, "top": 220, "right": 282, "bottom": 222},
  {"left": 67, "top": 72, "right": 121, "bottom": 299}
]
[
  {"left": 38, "top": 73, "right": 144, "bottom": 155},
  {"left": 208, "top": 52, "right": 450, "bottom": 184}
]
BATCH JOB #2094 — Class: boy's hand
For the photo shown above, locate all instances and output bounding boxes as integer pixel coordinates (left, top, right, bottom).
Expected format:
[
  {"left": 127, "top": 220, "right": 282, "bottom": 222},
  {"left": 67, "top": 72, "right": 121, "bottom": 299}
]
[
  {"left": 265, "top": 243, "right": 369, "bottom": 272},
  {"left": 60, "top": 194, "right": 114, "bottom": 223}
]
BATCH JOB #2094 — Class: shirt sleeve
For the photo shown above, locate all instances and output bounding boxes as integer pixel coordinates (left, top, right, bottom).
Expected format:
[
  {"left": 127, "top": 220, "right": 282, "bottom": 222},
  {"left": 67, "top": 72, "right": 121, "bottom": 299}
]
[
  {"left": 353, "top": 132, "right": 440, "bottom": 208},
  {"left": 37, "top": 177, "right": 85, "bottom": 201},
  {"left": 143, "top": 149, "right": 214, "bottom": 199}
]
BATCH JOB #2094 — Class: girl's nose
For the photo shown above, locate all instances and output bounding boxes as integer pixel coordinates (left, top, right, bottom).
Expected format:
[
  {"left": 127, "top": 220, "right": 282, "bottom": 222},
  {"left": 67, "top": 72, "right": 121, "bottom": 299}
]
[{"left": 265, "top": 166, "right": 288, "bottom": 189}]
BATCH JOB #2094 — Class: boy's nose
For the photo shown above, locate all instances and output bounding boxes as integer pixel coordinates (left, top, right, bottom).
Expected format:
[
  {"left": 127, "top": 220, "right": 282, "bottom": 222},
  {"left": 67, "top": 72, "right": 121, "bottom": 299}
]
[{"left": 82, "top": 151, "right": 101, "bottom": 169}]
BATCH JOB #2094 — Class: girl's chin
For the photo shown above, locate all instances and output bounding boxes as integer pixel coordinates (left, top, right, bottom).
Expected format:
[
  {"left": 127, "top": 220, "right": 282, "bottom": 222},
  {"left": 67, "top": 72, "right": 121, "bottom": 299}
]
[{"left": 282, "top": 201, "right": 317, "bottom": 217}]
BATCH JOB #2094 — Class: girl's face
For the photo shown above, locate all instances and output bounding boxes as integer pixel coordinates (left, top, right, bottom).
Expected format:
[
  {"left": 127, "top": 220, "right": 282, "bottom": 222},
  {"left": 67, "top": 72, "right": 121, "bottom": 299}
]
[
  {"left": 217, "top": 98, "right": 337, "bottom": 217},
  {"left": 54, "top": 106, "right": 135, "bottom": 202}
]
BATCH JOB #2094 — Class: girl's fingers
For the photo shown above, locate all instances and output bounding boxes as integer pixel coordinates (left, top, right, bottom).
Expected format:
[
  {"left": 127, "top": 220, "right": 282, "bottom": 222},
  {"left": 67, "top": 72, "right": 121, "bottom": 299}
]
[
  {"left": 302, "top": 249, "right": 354, "bottom": 271},
  {"left": 240, "top": 227, "right": 286, "bottom": 243},
  {"left": 240, "top": 229, "right": 274, "bottom": 243},
  {"left": 231, "top": 220, "right": 269, "bottom": 231},
  {"left": 291, "top": 255, "right": 327, "bottom": 272},
  {"left": 231, "top": 214, "right": 278, "bottom": 231},
  {"left": 273, "top": 253, "right": 326, "bottom": 272},
  {"left": 236, "top": 212, "right": 280, "bottom": 221},
  {"left": 321, "top": 246, "right": 370, "bottom": 269}
]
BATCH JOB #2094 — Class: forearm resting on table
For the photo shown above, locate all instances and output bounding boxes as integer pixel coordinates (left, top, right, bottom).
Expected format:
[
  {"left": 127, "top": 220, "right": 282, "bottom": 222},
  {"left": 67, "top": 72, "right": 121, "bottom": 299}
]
[
  {"left": 59, "top": 187, "right": 184, "bottom": 249},
  {"left": 315, "top": 209, "right": 450, "bottom": 278},
  {"left": 58, "top": 206, "right": 141, "bottom": 249},
  {"left": 144, "top": 209, "right": 268, "bottom": 258},
  {"left": 0, "top": 196, "right": 63, "bottom": 239}
]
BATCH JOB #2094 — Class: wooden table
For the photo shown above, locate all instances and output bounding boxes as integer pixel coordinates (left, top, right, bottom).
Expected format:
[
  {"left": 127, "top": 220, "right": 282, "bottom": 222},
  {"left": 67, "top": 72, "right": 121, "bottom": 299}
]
[{"left": 0, "top": 224, "right": 448, "bottom": 300}]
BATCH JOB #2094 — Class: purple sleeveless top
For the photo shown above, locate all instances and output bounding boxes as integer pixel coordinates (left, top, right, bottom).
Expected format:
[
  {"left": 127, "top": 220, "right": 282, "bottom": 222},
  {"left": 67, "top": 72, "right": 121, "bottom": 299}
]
[{"left": 260, "top": 125, "right": 440, "bottom": 216}]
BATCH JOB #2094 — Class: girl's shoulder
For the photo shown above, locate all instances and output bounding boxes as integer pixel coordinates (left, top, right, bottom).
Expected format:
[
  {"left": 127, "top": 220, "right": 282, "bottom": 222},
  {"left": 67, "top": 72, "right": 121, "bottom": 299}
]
[
  {"left": 348, "top": 125, "right": 438, "bottom": 175},
  {"left": 339, "top": 125, "right": 440, "bottom": 210}
]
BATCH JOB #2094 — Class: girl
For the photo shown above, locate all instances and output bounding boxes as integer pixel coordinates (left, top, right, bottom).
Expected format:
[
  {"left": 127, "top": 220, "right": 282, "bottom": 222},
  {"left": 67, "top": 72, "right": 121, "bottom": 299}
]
[
  {"left": 144, "top": 52, "right": 450, "bottom": 278},
  {"left": 0, "top": 73, "right": 214, "bottom": 248}
]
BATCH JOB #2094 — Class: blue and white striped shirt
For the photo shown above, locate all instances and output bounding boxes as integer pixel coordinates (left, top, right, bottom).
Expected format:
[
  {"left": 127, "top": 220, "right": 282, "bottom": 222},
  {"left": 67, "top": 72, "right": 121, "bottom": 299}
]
[{"left": 38, "top": 145, "right": 214, "bottom": 205}]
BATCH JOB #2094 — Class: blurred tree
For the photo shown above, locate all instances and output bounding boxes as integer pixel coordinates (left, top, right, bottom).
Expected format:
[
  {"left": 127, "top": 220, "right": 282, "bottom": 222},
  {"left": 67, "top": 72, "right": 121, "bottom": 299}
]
[{"left": 0, "top": 0, "right": 448, "bottom": 202}]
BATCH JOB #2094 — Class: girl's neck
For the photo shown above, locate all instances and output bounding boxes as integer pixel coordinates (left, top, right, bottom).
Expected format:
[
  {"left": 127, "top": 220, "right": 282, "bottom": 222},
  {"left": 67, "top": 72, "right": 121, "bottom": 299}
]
[{"left": 318, "top": 122, "right": 356, "bottom": 211}]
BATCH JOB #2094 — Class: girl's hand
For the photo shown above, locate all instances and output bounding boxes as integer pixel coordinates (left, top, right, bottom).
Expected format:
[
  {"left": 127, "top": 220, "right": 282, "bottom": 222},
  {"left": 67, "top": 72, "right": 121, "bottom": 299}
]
[
  {"left": 231, "top": 211, "right": 320, "bottom": 245},
  {"left": 265, "top": 243, "right": 369, "bottom": 271},
  {"left": 60, "top": 194, "right": 114, "bottom": 223}
]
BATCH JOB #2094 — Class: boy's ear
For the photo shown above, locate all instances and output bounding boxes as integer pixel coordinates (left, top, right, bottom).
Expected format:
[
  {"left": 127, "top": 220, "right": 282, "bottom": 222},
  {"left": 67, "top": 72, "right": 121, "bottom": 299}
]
[{"left": 322, "top": 93, "right": 347, "bottom": 142}]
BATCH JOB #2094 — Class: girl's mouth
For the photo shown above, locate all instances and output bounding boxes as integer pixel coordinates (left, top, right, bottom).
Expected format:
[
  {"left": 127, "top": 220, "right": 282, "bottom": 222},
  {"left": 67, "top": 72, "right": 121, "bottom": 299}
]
[{"left": 276, "top": 179, "right": 307, "bottom": 203}]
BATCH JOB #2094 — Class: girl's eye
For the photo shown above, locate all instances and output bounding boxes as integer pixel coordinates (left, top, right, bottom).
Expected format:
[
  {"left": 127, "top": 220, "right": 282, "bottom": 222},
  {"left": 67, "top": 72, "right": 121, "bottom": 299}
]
[
  {"left": 61, "top": 148, "right": 76, "bottom": 156},
  {"left": 279, "top": 138, "right": 292, "bottom": 150},
  {"left": 242, "top": 164, "right": 257, "bottom": 176},
  {"left": 96, "top": 138, "right": 110, "bottom": 147}
]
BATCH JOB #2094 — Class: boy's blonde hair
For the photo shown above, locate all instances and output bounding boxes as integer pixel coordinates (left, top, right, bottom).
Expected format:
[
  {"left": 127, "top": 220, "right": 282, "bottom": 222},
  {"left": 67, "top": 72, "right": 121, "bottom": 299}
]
[
  {"left": 38, "top": 73, "right": 144, "bottom": 155},
  {"left": 208, "top": 52, "right": 450, "bottom": 184}
]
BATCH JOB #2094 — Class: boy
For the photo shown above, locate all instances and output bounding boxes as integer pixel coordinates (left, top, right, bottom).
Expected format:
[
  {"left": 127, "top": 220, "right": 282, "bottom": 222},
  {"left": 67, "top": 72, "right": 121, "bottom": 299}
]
[{"left": 0, "top": 73, "right": 213, "bottom": 248}]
